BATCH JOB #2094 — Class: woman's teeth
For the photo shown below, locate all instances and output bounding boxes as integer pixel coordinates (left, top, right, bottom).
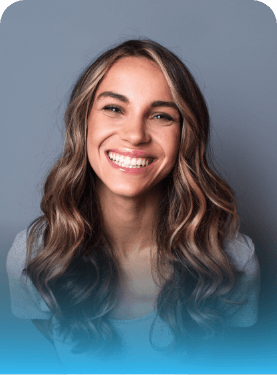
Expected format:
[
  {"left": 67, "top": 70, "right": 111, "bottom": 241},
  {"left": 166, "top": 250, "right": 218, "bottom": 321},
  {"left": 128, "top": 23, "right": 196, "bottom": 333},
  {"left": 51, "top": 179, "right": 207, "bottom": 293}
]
[{"left": 108, "top": 151, "right": 153, "bottom": 168}]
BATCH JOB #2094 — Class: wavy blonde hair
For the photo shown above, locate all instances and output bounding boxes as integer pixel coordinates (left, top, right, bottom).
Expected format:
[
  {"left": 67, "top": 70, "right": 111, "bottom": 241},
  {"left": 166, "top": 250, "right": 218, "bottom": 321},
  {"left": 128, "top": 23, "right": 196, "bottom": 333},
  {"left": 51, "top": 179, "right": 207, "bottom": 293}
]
[{"left": 25, "top": 39, "right": 240, "bottom": 355}]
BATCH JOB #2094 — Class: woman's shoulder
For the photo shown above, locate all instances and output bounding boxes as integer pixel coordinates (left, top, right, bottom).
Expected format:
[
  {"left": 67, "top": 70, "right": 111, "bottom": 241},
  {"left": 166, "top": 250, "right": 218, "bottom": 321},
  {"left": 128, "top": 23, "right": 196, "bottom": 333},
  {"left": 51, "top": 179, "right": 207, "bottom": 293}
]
[
  {"left": 6, "top": 227, "right": 43, "bottom": 277},
  {"left": 6, "top": 229, "right": 28, "bottom": 276},
  {"left": 223, "top": 232, "right": 259, "bottom": 274},
  {"left": 6, "top": 228, "right": 51, "bottom": 319}
]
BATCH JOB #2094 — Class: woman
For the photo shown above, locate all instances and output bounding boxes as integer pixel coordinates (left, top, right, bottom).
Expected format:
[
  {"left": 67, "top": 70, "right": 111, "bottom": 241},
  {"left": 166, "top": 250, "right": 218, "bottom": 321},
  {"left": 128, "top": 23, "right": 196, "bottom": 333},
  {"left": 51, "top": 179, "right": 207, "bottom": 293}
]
[{"left": 6, "top": 39, "right": 260, "bottom": 373}]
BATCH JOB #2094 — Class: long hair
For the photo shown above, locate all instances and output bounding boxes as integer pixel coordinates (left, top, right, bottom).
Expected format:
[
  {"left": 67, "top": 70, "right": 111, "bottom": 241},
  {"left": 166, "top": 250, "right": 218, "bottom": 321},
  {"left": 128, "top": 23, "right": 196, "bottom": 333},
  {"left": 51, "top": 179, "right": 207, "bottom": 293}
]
[{"left": 25, "top": 39, "right": 240, "bottom": 355}]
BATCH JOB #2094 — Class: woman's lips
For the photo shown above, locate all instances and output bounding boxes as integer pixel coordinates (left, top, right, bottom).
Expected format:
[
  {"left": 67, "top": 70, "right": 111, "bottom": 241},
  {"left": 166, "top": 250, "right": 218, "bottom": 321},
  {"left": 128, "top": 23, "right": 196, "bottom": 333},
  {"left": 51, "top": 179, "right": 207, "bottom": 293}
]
[{"left": 105, "top": 151, "right": 156, "bottom": 175}]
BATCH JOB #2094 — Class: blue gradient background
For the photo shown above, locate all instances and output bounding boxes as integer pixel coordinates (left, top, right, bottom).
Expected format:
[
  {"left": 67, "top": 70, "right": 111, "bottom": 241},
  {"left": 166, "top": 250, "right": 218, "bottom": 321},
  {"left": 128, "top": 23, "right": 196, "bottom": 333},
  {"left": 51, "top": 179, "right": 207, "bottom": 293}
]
[{"left": 1, "top": 0, "right": 277, "bottom": 373}]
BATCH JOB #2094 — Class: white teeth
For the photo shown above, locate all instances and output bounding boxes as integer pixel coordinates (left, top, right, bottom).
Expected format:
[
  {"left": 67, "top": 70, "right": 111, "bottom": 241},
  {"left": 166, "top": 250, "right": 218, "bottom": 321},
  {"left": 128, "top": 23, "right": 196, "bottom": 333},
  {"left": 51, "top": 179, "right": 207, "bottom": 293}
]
[
  {"left": 123, "top": 156, "right": 131, "bottom": 165},
  {"left": 108, "top": 151, "right": 153, "bottom": 168},
  {"left": 114, "top": 160, "right": 143, "bottom": 168}
]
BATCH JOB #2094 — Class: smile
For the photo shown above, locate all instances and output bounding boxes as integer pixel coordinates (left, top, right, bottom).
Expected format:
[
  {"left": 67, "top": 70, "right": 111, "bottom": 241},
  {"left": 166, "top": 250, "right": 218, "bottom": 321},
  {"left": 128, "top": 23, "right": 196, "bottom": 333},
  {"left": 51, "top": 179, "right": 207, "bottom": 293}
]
[
  {"left": 105, "top": 151, "right": 156, "bottom": 175},
  {"left": 107, "top": 151, "right": 154, "bottom": 168}
]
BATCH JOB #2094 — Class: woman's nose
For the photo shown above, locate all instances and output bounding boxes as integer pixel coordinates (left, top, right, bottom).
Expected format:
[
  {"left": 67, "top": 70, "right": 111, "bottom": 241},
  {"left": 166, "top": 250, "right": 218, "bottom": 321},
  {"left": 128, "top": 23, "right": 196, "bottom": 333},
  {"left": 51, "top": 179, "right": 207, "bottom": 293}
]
[{"left": 119, "top": 115, "right": 151, "bottom": 145}]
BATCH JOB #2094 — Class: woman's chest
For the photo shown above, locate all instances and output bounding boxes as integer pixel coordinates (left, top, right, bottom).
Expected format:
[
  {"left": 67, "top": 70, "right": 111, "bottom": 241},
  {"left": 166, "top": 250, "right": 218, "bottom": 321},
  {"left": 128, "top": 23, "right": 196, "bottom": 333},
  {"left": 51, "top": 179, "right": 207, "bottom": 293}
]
[{"left": 111, "top": 256, "right": 162, "bottom": 320}]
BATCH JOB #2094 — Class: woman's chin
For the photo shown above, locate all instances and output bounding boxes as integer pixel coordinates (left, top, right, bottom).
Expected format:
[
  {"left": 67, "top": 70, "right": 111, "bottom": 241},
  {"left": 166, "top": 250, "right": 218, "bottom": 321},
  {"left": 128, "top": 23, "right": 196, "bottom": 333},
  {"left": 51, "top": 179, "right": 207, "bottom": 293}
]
[{"left": 105, "top": 186, "right": 152, "bottom": 199}]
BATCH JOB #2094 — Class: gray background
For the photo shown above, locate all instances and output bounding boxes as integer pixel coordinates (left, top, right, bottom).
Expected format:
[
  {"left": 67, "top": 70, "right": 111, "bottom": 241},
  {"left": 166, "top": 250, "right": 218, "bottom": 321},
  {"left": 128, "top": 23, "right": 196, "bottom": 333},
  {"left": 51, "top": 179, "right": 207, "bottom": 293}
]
[{"left": 0, "top": 0, "right": 276, "bottom": 371}]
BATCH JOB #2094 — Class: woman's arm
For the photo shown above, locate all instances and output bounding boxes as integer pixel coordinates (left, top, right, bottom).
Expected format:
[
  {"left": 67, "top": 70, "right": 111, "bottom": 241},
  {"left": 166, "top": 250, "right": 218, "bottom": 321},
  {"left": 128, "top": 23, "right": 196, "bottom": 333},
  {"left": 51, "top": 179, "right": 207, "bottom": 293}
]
[{"left": 31, "top": 319, "right": 55, "bottom": 347}]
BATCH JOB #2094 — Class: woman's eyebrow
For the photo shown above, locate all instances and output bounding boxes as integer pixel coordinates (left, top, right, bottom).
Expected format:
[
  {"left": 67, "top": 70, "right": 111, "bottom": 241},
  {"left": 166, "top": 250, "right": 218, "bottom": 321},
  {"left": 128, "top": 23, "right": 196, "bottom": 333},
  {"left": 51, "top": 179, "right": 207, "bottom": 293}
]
[
  {"left": 96, "top": 91, "right": 129, "bottom": 103},
  {"left": 151, "top": 100, "right": 178, "bottom": 110},
  {"left": 96, "top": 91, "right": 179, "bottom": 110}
]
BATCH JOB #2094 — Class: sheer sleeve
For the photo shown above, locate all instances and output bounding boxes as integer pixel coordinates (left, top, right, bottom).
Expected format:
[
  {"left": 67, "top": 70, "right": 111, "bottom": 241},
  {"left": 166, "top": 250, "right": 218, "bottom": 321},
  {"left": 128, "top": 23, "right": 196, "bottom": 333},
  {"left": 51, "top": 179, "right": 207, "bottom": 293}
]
[
  {"left": 6, "top": 229, "right": 52, "bottom": 319},
  {"left": 220, "top": 233, "right": 260, "bottom": 327}
]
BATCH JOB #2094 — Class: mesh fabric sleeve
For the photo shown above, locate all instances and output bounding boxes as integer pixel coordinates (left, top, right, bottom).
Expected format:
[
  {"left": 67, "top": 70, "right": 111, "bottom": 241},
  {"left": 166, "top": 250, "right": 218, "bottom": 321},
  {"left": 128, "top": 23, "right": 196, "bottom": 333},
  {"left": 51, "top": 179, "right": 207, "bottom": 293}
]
[
  {"left": 220, "top": 233, "right": 260, "bottom": 327},
  {"left": 6, "top": 229, "right": 52, "bottom": 319}
]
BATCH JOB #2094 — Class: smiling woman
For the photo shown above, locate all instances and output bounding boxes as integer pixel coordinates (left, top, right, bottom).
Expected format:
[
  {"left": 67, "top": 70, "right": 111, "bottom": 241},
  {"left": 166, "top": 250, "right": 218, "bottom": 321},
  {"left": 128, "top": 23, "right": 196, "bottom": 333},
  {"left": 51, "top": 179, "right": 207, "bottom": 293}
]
[
  {"left": 88, "top": 57, "right": 180, "bottom": 201},
  {"left": 6, "top": 39, "right": 260, "bottom": 373}
]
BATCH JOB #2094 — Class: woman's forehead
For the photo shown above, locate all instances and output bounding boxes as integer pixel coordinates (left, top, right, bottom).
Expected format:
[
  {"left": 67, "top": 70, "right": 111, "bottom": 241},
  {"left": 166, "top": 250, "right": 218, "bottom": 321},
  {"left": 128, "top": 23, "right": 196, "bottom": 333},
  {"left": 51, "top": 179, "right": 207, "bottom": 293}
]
[{"left": 95, "top": 57, "right": 174, "bottom": 102}]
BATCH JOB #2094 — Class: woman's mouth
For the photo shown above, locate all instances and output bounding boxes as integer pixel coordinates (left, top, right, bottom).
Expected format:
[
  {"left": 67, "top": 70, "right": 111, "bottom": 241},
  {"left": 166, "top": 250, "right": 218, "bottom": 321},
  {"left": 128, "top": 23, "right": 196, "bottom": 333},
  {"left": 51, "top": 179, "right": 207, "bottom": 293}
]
[
  {"left": 107, "top": 151, "right": 154, "bottom": 168},
  {"left": 105, "top": 151, "right": 156, "bottom": 175}
]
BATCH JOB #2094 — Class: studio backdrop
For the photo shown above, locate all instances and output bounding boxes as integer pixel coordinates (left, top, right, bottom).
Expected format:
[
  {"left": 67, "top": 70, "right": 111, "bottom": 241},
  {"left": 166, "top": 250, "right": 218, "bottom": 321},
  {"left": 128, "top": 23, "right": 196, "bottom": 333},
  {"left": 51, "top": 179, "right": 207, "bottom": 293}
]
[{"left": 0, "top": 0, "right": 276, "bottom": 373}]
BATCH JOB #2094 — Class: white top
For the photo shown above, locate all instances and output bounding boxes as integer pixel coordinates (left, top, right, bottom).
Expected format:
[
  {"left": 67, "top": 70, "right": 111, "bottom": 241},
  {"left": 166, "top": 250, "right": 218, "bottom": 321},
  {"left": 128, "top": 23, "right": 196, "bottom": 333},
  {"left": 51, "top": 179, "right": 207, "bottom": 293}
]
[{"left": 6, "top": 229, "right": 260, "bottom": 373}]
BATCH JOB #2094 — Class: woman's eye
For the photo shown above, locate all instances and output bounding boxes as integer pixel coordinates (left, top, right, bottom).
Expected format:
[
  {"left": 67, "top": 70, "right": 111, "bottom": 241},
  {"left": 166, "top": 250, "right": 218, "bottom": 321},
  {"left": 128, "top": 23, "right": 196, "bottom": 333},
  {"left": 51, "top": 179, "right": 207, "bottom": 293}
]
[
  {"left": 153, "top": 113, "right": 174, "bottom": 122},
  {"left": 103, "top": 105, "right": 122, "bottom": 114}
]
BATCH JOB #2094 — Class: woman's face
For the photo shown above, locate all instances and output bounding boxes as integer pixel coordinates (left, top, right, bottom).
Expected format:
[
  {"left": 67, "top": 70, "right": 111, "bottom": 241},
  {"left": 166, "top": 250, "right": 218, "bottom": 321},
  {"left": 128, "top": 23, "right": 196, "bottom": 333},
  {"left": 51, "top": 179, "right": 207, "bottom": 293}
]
[{"left": 87, "top": 57, "right": 181, "bottom": 199}]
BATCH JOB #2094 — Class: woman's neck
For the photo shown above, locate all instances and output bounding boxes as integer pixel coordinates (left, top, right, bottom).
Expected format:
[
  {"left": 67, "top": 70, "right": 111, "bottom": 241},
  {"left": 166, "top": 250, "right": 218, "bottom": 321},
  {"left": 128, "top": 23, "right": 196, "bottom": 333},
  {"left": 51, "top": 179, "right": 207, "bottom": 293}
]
[{"left": 97, "top": 181, "right": 162, "bottom": 261}]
